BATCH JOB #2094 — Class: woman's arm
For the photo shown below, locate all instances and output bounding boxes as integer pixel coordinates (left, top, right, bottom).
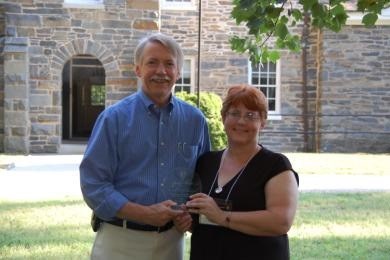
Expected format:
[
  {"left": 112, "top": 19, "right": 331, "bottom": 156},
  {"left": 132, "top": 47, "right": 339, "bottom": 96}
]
[{"left": 187, "top": 170, "right": 298, "bottom": 236}]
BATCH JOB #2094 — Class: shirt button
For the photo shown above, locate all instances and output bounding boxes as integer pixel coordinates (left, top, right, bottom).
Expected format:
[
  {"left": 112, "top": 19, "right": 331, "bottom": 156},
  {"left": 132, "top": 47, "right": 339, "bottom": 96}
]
[
  {"left": 160, "top": 162, "right": 164, "bottom": 166},
  {"left": 161, "top": 142, "right": 165, "bottom": 146},
  {"left": 160, "top": 121, "right": 164, "bottom": 125}
]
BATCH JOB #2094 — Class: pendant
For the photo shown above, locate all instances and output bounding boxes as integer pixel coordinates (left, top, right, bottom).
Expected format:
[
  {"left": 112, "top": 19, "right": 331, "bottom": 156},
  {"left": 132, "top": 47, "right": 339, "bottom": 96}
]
[{"left": 215, "top": 186, "right": 223, "bottom": 193}]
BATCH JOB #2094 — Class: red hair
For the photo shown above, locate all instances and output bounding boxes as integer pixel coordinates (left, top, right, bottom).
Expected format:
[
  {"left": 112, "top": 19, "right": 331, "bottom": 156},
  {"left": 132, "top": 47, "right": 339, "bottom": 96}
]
[{"left": 221, "top": 84, "right": 268, "bottom": 120}]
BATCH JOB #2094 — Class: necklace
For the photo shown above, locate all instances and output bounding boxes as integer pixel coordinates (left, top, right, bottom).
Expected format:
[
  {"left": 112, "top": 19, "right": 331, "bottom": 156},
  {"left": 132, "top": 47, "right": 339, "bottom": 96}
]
[{"left": 208, "top": 146, "right": 259, "bottom": 196}]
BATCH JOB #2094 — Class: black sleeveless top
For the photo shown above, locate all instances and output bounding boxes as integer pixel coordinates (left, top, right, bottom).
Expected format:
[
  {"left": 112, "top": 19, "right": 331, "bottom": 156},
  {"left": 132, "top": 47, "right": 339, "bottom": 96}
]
[{"left": 190, "top": 146, "right": 299, "bottom": 260}]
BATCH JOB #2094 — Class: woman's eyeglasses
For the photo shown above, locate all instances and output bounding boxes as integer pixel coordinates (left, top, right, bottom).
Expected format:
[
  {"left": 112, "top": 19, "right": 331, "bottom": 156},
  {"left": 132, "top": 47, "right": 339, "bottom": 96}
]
[{"left": 226, "top": 111, "right": 261, "bottom": 122}]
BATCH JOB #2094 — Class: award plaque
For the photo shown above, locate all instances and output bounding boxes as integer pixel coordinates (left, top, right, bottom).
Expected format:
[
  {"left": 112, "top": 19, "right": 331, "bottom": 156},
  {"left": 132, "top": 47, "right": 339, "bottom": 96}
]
[{"left": 161, "top": 166, "right": 201, "bottom": 206}]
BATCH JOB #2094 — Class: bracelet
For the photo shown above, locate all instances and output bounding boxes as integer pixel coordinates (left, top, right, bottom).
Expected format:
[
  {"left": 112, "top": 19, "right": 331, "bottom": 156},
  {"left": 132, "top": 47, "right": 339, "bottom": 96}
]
[{"left": 225, "top": 211, "right": 231, "bottom": 228}]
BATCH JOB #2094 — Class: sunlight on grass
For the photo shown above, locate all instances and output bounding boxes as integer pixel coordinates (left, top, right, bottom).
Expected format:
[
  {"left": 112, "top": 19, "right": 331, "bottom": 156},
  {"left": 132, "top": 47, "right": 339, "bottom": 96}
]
[
  {"left": 286, "top": 153, "right": 390, "bottom": 175},
  {"left": 290, "top": 222, "right": 390, "bottom": 237},
  {"left": 288, "top": 192, "right": 390, "bottom": 259},
  {"left": 2, "top": 193, "right": 390, "bottom": 259},
  {"left": 0, "top": 199, "right": 93, "bottom": 260}
]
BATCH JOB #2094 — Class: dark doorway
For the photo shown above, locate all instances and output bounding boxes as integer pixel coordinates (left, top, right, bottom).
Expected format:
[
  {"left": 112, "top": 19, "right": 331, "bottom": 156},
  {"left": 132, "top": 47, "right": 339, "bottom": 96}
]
[{"left": 62, "top": 55, "right": 105, "bottom": 140}]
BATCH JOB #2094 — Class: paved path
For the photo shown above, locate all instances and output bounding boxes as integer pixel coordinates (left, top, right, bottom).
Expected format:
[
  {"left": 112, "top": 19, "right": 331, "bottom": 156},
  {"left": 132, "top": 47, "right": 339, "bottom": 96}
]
[
  {"left": 0, "top": 155, "right": 83, "bottom": 200},
  {"left": 0, "top": 154, "right": 389, "bottom": 201}
]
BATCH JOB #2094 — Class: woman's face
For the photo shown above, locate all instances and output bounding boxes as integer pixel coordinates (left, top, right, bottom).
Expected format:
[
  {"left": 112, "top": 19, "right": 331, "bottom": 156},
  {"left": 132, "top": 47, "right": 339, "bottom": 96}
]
[{"left": 223, "top": 103, "right": 265, "bottom": 146}]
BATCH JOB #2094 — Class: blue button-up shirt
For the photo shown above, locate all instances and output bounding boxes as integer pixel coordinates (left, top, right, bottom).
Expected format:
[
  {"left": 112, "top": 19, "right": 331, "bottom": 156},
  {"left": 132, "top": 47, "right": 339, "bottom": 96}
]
[{"left": 80, "top": 90, "right": 211, "bottom": 220}]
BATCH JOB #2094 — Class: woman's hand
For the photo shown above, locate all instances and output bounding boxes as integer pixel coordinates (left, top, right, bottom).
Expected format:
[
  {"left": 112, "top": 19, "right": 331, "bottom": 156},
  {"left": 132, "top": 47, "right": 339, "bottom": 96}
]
[{"left": 186, "top": 193, "right": 225, "bottom": 226}]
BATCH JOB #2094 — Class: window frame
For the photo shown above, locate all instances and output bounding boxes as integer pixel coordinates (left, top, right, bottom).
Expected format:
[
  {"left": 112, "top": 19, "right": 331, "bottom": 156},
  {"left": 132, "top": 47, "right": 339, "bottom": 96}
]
[
  {"left": 174, "top": 57, "right": 195, "bottom": 94},
  {"left": 248, "top": 60, "right": 281, "bottom": 120},
  {"left": 63, "top": 0, "right": 104, "bottom": 9},
  {"left": 161, "top": 0, "right": 197, "bottom": 11},
  {"left": 347, "top": 7, "right": 390, "bottom": 25}
]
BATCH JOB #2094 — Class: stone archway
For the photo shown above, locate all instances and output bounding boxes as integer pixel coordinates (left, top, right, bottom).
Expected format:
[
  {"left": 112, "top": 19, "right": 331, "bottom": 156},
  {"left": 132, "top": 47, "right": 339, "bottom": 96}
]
[{"left": 51, "top": 39, "right": 120, "bottom": 149}]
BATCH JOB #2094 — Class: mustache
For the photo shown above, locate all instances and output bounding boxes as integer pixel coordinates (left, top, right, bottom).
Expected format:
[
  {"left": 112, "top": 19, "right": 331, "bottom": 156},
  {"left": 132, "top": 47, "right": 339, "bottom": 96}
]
[{"left": 151, "top": 76, "right": 171, "bottom": 81}]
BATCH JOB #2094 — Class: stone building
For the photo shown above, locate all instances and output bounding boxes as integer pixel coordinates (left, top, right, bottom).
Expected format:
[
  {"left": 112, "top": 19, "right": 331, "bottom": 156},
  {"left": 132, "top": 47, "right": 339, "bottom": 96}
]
[{"left": 1, "top": 0, "right": 389, "bottom": 154}]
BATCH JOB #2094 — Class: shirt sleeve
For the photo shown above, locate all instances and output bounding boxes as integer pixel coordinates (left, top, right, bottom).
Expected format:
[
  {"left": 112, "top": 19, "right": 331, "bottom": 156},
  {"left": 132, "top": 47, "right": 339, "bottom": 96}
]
[
  {"left": 199, "top": 116, "right": 211, "bottom": 155},
  {"left": 79, "top": 109, "right": 129, "bottom": 220},
  {"left": 271, "top": 153, "right": 299, "bottom": 186}
]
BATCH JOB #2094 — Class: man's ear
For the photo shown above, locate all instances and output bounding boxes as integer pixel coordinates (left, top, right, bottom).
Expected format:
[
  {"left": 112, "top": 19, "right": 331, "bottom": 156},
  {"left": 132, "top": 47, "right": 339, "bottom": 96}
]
[{"left": 135, "top": 65, "right": 141, "bottom": 77}]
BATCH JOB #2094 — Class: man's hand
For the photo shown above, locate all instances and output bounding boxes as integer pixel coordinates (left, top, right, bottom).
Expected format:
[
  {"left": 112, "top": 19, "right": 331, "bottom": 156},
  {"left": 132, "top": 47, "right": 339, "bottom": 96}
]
[
  {"left": 173, "top": 207, "right": 192, "bottom": 233},
  {"left": 144, "top": 200, "right": 184, "bottom": 227}
]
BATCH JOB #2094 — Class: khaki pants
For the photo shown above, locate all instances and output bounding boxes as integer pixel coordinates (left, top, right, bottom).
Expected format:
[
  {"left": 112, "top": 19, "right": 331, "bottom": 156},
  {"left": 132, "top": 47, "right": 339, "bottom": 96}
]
[{"left": 91, "top": 223, "right": 184, "bottom": 260}]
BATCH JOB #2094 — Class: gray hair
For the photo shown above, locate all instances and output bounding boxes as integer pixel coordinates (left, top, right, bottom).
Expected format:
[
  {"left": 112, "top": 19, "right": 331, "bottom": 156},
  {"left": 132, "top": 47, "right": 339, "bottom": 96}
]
[{"left": 134, "top": 33, "right": 184, "bottom": 72}]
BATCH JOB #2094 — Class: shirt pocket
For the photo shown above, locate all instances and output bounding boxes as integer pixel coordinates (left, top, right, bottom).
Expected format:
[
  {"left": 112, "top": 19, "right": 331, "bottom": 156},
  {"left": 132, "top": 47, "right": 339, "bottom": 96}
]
[{"left": 176, "top": 143, "right": 198, "bottom": 165}]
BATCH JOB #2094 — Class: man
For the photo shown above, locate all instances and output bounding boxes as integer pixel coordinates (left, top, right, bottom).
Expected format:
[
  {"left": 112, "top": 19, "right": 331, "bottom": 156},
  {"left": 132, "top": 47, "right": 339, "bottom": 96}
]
[{"left": 80, "top": 33, "right": 211, "bottom": 259}]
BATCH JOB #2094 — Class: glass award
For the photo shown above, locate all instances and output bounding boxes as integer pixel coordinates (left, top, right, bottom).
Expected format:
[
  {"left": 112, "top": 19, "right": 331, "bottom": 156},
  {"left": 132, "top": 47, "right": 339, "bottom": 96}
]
[{"left": 161, "top": 167, "right": 201, "bottom": 207}]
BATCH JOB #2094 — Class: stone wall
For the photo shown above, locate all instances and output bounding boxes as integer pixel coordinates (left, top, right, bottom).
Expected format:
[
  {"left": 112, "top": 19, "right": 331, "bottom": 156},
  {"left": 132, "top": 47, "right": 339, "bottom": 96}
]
[
  {"left": 162, "top": 0, "right": 248, "bottom": 95},
  {"left": 319, "top": 26, "right": 390, "bottom": 152},
  {"left": 1, "top": 0, "right": 159, "bottom": 153},
  {"left": 0, "top": 4, "right": 4, "bottom": 152},
  {"left": 1, "top": 0, "right": 389, "bottom": 153},
  {"left": 162, "top": 2, "right": 390, "bottom": 153},
  {"left": 161, "top": 1, "right": 311, "bottom": 152}
]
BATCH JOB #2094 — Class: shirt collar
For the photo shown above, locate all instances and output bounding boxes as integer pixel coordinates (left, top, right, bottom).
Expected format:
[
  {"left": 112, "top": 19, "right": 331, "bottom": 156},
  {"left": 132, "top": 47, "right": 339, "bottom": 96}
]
[{"left": 138, "top": 89, "right": 174, "bottom": 113}]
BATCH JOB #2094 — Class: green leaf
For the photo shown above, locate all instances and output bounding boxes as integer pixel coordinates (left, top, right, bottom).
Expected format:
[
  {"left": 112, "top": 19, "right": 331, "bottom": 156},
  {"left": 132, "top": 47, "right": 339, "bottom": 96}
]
[
  {"left": 231, "top": 6, "right": 256, "bottom": 24},
  {"left": 229, "top": 36, "right": 246, "bottom": 53},
  {"left": 247, "top": 17, "right": 264, "bottom": 35},
  {"left": 265, "top": 6, "right": 283, "bottom": 19},
  {"left": 311, "top": 3, "right": 326, "bottom": 18},
  {"left": 362, "top": 12, "right": 378, "bottom": 26},
  {"left": 301, "top": 0, "right": 318, "bottom": 12},
  {"left": 330, "top": 4, "right": 346, "bottom": 16},
  {"left": 268, "top": 50, "right": 281, "bottom": 63},
  {"left": 275, "top": 23, "right": 289, "bottom": 40},
  {"left": 291, "top": 9, "right": 303, "bottom": 21},
  {"left": 280, "top": 15, "right": 289, "bottom": 24}
]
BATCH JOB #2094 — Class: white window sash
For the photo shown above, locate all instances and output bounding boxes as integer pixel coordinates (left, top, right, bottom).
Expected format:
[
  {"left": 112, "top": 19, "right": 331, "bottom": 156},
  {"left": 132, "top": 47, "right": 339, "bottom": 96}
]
[
  {"left": 63, "top": 0, "right": 104, "bottom": 9},
  {"left": 174, "top": 57, "right": 195, "bottom": 93},
  {"left": 161, "top": 0, "right": 197, "bottom": 11},
  {"left": 248, "top": 60, "right": 281, "bottom": 120}
]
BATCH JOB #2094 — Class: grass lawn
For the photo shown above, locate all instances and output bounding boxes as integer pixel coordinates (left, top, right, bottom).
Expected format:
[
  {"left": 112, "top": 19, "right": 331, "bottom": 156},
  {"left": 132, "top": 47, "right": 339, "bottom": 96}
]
[
  {"left": 1, "top": 192, "right": 390, "bottom": 260},
  {"left": 285, "top": 153, "right": 390, "bottom": 175},
  {"left": 1, "top": 153, "right": 389, "bottom": 259}
]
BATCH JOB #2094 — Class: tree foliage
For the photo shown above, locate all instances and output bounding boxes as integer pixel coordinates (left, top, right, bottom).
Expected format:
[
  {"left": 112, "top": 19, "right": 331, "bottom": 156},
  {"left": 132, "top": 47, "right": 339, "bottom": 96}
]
[
  {"left": 230, "top": 0, "right": 390, "bottom": 63},
  {"left": 175, "top": 91, "right": 227, "bottom": 151}
]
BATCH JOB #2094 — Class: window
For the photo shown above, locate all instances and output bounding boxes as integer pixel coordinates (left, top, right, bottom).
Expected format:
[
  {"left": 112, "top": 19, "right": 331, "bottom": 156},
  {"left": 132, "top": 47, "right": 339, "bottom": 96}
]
[
  {"left": 347, "top": 6, "right": 390, "bottom": 25},
  {"left": 161, "top": 0, "right": 196, "bottom": 10},
  {"left": 91, "top": 85, "right": 105, "bottom": 106},
  {"left": 248, "top": 61, "right": 280, "bottom": 116},
  {"left": 63, "top": 0, "right": 104, "bottom": 9},
  {"left": 174, "top": 58, "right": 194, "bottom": 93},
  {"left": 383, "top": 7, "right": 390, "bottom": 16}
]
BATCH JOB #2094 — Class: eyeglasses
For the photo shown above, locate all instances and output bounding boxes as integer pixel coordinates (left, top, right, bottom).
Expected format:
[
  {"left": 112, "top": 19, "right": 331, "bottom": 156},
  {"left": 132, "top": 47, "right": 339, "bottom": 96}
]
[{"left": 226, "top": 111, "right": 261, "bottom": 122}]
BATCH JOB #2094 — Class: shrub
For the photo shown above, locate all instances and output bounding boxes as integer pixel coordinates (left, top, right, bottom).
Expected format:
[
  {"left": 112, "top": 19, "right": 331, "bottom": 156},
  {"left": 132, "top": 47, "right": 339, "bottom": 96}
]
[{"left": 175, "top": 91, "right": 227, "bottom": 151}]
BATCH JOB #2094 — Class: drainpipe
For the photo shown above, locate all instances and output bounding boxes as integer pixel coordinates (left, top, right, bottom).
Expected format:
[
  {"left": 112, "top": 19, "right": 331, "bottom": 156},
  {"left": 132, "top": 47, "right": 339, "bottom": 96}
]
[
  {"left": 315, "top": 28, "right": 323, "bottom": 152},
  {"left": 301, "top": 12, "right": 309, "bottom": 152},
  {"left": 196, "top": 0, "right": 202, "bottom": 108}
]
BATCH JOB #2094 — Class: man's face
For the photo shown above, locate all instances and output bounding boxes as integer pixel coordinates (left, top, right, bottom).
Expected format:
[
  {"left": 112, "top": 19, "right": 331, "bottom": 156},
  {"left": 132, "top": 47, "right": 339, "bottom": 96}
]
[{"left": 135, "top": 41, "right": 180, "bottom": 105}]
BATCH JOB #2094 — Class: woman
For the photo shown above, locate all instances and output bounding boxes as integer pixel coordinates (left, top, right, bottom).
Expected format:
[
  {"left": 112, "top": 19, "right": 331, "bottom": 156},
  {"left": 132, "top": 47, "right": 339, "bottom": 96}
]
[{"left": 183, "top": 84, "right": 299, "bottom": 260}]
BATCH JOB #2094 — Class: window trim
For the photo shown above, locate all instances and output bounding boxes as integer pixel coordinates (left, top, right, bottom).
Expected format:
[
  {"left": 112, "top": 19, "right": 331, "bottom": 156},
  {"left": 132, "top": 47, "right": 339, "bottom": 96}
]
[
  {"left": 161, "top": 0, "right": 197, "bottom": 11},
  {"left": 248, "top": 60, "right": 282, "bottom": 120},
  {"left": 63, "top": 0, "right": 104, "bottom": 9},
  {"left": 347, "top": 7, "right": 390, "bottom": 25},
  {"left": 174, "top": 57, "right": 195, "bottom": 93}
]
